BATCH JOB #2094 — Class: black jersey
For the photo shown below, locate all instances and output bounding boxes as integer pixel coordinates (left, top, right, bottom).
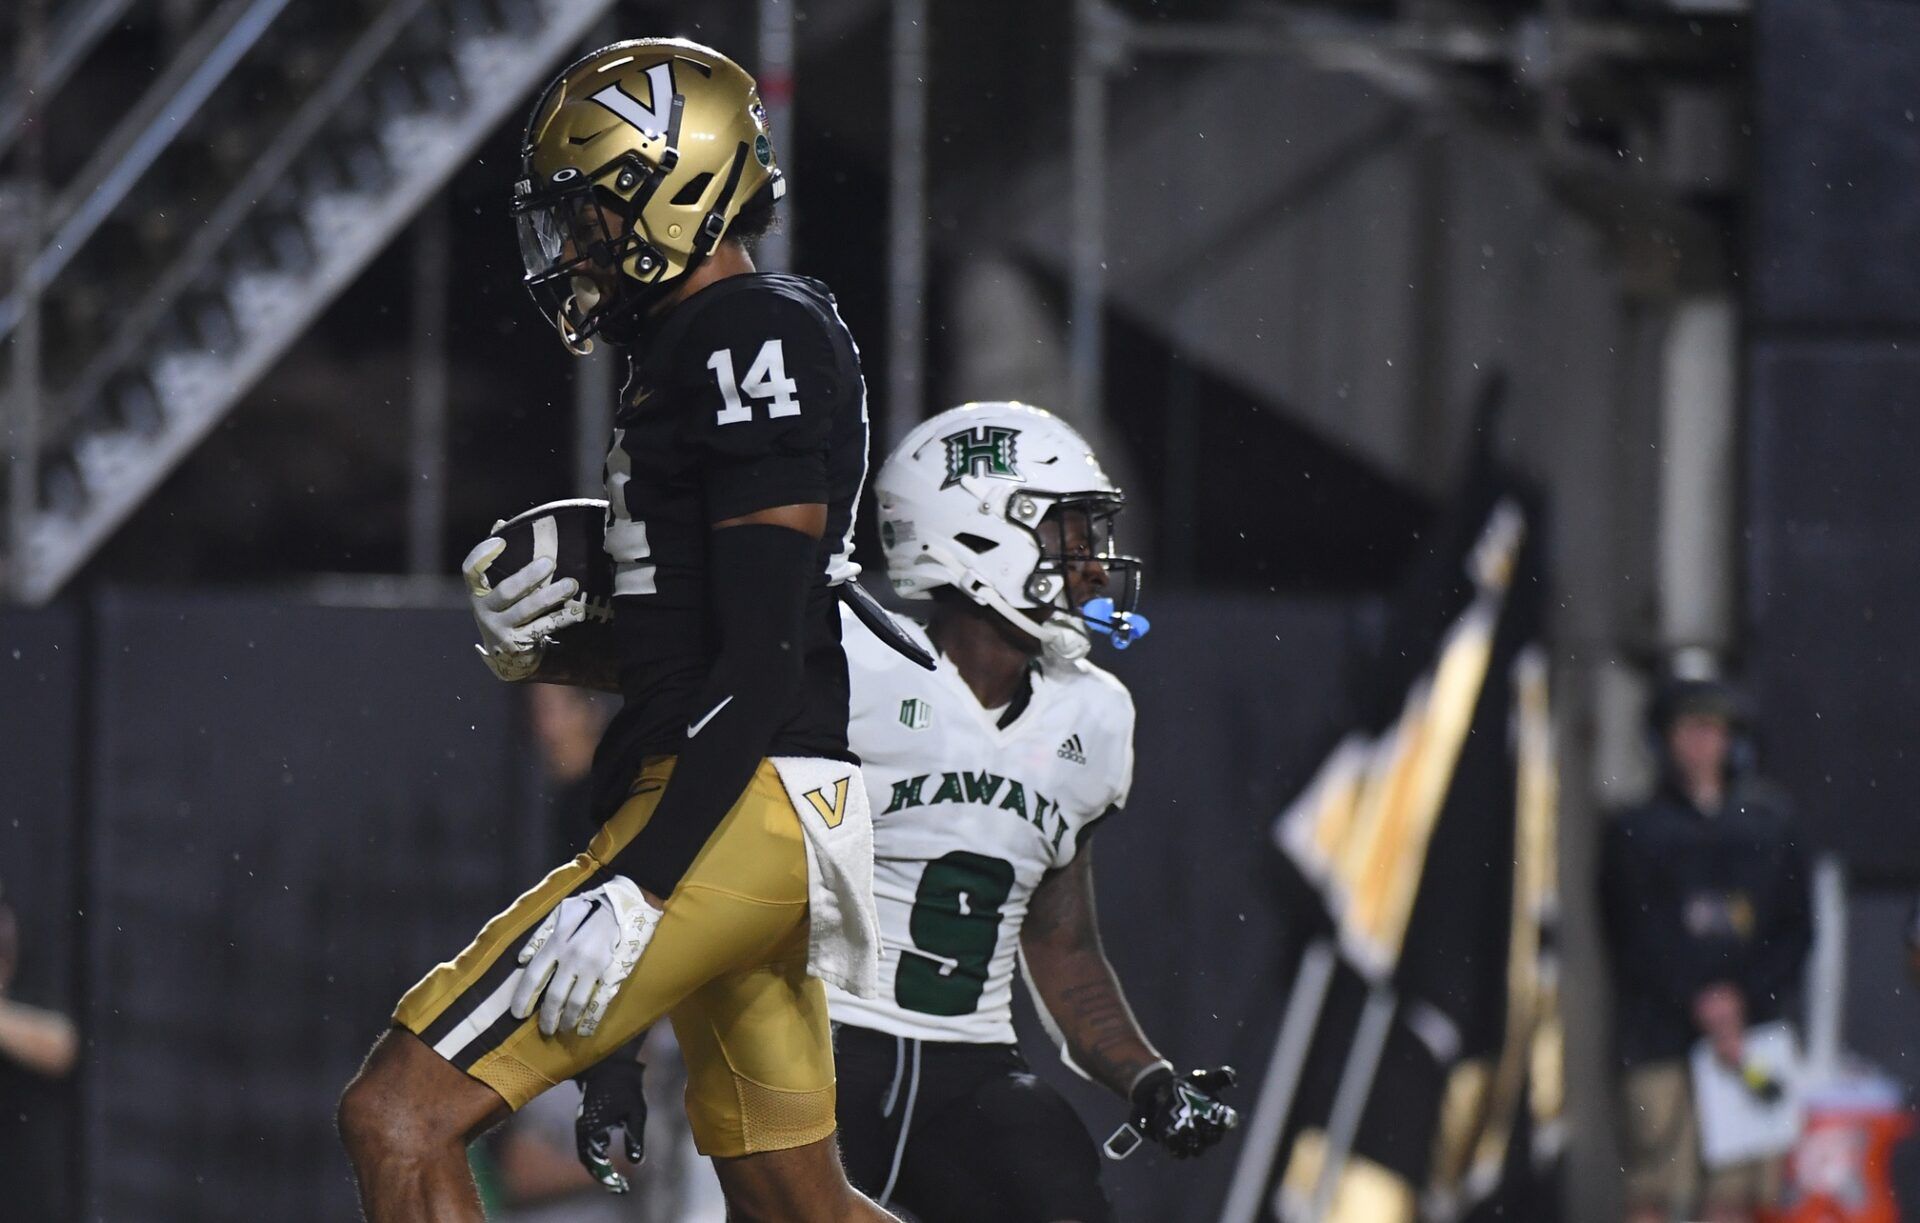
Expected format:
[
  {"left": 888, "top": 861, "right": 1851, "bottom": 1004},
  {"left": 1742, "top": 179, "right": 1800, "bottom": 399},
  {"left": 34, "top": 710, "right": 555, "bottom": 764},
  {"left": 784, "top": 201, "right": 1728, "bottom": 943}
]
[{"left": 591, "top": 273, "right": 868, "bottom": 807}]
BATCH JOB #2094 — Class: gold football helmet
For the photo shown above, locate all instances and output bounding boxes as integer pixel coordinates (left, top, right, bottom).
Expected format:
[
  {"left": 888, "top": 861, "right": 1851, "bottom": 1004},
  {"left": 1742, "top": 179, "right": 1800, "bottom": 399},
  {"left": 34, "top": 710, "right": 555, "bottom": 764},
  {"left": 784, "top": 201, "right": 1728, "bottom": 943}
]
[{"left": 512, "top": 38, "right": 785, "bottom": 350}]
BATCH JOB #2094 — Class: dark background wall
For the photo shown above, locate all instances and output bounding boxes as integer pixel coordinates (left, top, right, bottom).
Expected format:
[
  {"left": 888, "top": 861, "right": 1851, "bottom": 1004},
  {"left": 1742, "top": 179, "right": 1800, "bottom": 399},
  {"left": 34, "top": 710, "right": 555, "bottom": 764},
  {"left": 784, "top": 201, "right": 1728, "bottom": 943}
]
[
  {"left": 1747, "top": 5, "right": 1920, "bottom": 1204},
  {"left": 0, "top": 606, "right": 85, "bottom": 1223},
  {"left": 1747, "top": 0, "right": 1920, "bottom": 882},
  {"left": 5, "top": 590, "right": 544, "bottom": 1221}
]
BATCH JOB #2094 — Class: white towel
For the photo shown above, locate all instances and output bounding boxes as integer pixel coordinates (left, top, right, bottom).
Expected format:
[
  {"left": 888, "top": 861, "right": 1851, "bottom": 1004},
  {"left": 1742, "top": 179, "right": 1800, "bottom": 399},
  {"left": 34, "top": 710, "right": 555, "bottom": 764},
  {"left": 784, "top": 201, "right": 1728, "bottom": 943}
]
[{"left": 769, "top": 756, "right": 882, "bottom": 999}]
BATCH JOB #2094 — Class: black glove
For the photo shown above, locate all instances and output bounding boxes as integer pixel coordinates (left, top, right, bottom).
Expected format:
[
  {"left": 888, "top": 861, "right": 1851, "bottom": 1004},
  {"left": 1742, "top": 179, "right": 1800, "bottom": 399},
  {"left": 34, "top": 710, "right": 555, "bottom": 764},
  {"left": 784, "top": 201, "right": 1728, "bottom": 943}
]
[
  {"left": 574, "top": 1058, "right": 648, "bottom": 1193},
  {"left": 1129, "top": 1064, "right": 1239, "bottom": 1158}
]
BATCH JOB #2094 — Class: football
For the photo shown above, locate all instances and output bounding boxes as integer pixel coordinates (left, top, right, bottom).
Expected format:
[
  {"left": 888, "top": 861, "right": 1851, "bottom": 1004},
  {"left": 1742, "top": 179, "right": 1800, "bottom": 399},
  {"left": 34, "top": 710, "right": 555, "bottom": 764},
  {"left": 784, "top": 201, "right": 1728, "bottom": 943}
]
[{"left": 484, "top": 497, "right": 617, "bottom": 663}]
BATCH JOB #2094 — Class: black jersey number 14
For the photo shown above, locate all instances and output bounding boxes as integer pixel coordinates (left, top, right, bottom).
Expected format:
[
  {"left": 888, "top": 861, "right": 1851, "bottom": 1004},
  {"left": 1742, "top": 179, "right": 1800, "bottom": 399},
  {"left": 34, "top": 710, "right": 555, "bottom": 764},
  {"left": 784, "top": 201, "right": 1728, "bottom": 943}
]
[
  {"left": 895, "top": 850, "right": 1016, "bottom": 1016},
  {"left": 707, "top": 339, "right": 800, "bottom": 425}
]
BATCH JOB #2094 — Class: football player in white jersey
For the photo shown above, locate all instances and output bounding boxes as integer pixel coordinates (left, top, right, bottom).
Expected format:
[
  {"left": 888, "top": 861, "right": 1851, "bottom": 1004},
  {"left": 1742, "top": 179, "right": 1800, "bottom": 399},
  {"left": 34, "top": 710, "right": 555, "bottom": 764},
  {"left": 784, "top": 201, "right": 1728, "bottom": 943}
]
[{"left": 826, "top": 402, "right": 1237, "bottom": 1222}]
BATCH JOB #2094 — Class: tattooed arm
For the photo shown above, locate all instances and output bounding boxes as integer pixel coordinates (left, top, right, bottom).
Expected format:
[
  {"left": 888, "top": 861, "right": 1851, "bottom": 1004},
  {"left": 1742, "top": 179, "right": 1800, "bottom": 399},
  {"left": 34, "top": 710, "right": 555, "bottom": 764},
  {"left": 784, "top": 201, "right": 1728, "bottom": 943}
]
[{"left": 1019, "top": 843, "right": 1167, "bottom": 1100}]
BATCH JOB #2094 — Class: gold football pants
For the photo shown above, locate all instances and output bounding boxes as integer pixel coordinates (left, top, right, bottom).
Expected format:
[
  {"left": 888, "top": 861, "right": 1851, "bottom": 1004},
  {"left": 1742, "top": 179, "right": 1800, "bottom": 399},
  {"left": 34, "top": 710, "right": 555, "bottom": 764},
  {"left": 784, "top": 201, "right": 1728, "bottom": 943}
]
[{"left": 393, "top": 757, "right": 836, "bottom": 1156}]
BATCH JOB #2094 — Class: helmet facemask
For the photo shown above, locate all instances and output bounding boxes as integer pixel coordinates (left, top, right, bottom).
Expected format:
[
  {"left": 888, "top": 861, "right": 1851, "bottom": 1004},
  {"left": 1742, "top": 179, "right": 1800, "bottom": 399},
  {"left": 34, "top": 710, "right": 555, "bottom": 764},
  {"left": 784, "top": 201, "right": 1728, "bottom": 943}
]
[
  {"left": 512, "top": 155, "right": 673, "bottom": 352},
  {"left": 990, "top": 491, "right": 1143, "bottom": 659},
  {"left": 1024, "top": 494, "right": 1142, "bottom": 622}
]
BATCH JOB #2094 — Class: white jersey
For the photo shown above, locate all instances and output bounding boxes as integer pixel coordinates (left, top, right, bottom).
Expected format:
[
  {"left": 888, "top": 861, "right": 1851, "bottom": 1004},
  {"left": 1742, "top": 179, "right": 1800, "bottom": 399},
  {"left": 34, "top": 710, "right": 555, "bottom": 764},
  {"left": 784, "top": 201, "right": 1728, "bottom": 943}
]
[{"left": 827, "top": 609, "right": 1136, "bottom": 1044}]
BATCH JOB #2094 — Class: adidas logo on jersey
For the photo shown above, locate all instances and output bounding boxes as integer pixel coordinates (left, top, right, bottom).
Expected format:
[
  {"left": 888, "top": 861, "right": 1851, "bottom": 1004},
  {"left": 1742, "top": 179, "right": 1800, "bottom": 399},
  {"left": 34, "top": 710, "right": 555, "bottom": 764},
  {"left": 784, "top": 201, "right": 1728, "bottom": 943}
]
[{"left": 1056, "top": 734, "right": 1087, "bottom": 765}]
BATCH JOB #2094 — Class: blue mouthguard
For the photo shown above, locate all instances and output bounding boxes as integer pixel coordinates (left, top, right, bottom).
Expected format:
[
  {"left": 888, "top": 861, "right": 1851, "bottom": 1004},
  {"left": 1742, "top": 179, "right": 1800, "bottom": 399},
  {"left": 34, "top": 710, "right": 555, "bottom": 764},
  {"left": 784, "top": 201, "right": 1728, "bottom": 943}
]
[{"left": 1080, "top": 597, "right": 1152, "bottom": 650}]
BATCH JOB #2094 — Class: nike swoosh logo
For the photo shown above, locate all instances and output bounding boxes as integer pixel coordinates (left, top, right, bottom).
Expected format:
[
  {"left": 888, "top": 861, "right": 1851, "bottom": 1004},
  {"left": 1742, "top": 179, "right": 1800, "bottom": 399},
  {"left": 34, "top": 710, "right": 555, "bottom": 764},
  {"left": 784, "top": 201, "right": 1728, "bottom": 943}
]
[
  {"left": 570, "top": 897, "right": 603, "bottom": 937},
  {"left": 686, "top": 694, "right": 735, "bottom": 738}
]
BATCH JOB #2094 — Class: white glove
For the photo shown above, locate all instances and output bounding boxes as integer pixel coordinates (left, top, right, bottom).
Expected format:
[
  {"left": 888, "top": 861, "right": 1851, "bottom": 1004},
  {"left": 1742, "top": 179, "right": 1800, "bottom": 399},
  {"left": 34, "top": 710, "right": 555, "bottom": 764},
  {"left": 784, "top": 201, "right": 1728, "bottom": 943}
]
[
  {"left": 510, "top": 876, "right": 664, "bottom": 1038},
  {"left": 462, "top": 535, "right": 585, "bottom": 682}
]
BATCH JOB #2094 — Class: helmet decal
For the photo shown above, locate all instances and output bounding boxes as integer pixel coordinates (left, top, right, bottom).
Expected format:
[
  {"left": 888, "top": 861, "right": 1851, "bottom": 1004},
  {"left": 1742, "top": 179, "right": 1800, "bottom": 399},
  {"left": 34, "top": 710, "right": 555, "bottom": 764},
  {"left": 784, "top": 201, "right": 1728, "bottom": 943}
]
[
  {"left": 589, "top": 62, "right": 675, "bottom": 138},
  {"left": 941, "top": 426, "right": 1022, "bottom": 488}
]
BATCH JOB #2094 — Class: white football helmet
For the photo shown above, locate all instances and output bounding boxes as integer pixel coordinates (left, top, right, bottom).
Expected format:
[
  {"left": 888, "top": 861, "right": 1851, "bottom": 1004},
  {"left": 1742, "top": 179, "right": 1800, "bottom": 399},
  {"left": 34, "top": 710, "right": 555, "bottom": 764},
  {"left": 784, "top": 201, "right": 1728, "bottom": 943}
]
[{"left": 875, "top": 402, "right": 1143, "bottom": 660}]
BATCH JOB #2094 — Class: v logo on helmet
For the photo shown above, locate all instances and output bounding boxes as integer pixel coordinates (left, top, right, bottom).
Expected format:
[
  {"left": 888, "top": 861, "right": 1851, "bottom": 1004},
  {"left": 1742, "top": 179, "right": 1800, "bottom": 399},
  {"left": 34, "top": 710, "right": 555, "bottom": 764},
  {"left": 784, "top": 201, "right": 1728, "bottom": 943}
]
[
  {"left": 590, "top": 61, "right": 675, "bottom": 138},
  {"left": 941, "top": 426, "right": 1022, "bottom": 489}
]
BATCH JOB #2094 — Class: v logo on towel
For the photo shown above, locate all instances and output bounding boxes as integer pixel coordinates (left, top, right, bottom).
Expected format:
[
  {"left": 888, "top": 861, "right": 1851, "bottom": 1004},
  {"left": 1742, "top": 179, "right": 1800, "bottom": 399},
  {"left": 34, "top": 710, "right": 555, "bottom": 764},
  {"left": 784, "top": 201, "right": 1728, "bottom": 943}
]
[{"left": 802, "top": 777, "right": 852, "bottom": 829}]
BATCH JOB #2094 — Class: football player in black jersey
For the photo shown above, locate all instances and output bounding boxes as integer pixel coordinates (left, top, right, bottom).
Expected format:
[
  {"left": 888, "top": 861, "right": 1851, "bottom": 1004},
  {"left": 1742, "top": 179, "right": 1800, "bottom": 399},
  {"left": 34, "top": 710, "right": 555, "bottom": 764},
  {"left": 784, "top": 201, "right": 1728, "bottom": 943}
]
[{"left": 339, "top": 40, "right": 897, "bottom": 1223}]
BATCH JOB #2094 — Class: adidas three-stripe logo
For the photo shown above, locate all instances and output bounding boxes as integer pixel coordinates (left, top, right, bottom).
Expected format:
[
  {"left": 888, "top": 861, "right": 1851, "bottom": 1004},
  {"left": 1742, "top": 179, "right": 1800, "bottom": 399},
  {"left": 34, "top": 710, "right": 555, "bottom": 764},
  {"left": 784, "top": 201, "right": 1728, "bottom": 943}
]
[{"left": 1057, "top": 734, "right": 1087, "bottom": 765}]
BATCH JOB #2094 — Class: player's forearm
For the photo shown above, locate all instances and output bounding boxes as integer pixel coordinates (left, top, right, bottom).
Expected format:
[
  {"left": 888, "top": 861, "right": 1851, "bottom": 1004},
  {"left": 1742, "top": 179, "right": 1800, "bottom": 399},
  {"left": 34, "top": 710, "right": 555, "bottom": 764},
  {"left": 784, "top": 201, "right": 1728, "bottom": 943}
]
[
  {"left": 0, "top": 999, "right": 78, "bottom": 1078},
  {"left": 1022, "top": 849, "right": 1162, "bottom": 1097},
  {"left": 1026, "top": 943, "right": 1164, "bottom": 1099},
  {"left": 606, "top": 523, "right": 813, "bottom": 897}
]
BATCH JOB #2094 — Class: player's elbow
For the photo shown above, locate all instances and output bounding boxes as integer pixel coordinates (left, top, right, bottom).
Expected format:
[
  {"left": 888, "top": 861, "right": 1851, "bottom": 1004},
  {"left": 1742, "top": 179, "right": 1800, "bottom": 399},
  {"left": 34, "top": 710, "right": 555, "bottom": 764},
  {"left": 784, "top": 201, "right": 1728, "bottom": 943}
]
[
  {"left": 709, "top": 635, "right": 807, "bottom": 726},
  {"left": 1020, "top": 925, "right": 1098, "bottom": 978}
]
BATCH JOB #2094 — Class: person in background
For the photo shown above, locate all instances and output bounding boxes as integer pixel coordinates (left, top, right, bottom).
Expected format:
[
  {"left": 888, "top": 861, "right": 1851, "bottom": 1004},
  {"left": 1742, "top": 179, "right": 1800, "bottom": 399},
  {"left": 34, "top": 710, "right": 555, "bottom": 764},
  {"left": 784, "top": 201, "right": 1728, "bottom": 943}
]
[
  {"left": 0, "top": 883, "right": 81, "bottom": 1220},
  {"left": 1601, "top": 673, "right": 1812, "bottom": 1223},
  {"left": 527, "top": 684, "right": 610, "bottom": 859}
]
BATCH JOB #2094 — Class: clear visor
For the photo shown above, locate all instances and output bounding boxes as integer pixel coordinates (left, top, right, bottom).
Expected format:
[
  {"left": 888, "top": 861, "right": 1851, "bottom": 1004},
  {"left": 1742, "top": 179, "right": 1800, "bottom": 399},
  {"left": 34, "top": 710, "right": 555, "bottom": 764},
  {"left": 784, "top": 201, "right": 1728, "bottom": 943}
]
[
  {"left": 511, "top": 174, "right": 659, "bottom": 345},
  {"left": 513, "top": 182, "right": 613, "bottom": 285},
  {"left": 515, "top": 204, "right": 571, "bottom": 280}
]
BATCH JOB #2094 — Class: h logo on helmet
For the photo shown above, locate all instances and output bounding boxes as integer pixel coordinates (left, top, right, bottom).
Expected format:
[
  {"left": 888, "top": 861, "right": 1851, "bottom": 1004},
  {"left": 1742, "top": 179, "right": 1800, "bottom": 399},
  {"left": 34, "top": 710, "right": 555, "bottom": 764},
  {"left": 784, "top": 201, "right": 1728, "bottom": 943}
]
[
  {"left": 941, "top": 426, "right": 1021, "bottom": 489},
  {"left": 590, "top": 62, "right": 675, "bottom": 138}
]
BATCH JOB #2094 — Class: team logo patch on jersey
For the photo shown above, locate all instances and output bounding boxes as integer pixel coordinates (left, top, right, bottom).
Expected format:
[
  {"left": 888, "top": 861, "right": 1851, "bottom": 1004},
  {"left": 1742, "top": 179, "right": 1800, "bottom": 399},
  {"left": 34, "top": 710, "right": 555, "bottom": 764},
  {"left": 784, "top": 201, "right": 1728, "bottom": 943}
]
[
  {"left": 940, "top": 426, "right": 1022, "bottom": 488},
  {"left": 1056, "top": 734, "right": 1087, "bottom": 765},
  {"left": 899, "top": 698, "right": 932, "bottom": 731},
  {"left": 802, "top": 777, "right": 852, "bottom": 829}
]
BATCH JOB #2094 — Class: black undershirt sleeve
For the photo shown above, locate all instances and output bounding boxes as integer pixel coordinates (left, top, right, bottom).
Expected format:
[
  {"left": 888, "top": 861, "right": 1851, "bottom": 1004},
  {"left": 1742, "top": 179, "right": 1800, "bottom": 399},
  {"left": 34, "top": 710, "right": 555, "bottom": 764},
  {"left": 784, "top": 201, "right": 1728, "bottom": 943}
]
[{"left": 605, "top": 522, "right": 817, "bottom": 898}]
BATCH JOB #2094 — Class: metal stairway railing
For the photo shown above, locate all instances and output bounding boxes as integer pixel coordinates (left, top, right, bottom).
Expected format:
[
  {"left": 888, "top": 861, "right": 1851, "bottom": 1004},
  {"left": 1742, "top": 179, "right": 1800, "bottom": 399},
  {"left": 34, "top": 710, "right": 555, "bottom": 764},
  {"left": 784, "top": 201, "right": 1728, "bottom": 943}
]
[
  {"left": 4, "top": 0, "right": 619, "bottom": 604},
  {"left": 0, "top": 0, "right": 141, "bottom": 167},
  {"left": 0, "top": 0, "right": 297, "bottom": 341}
]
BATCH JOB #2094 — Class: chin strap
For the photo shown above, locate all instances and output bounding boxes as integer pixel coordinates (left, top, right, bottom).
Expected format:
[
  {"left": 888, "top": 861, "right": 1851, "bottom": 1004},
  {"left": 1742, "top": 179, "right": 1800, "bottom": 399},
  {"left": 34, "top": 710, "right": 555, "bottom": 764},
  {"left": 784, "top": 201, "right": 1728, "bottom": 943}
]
[
  {"left": 556, "top": 303, "right": 596, "bottom": 355},
  {"left": 919, "top": 543, "right": 1091, "bottom": 662}
]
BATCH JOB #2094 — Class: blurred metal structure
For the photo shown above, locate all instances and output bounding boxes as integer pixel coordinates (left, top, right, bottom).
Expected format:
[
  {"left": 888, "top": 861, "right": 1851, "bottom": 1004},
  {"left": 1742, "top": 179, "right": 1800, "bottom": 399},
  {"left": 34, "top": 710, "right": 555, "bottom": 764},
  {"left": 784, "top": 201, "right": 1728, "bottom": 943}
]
[
  {"left": 0, "top": 0, "right": 137, "bottom": 165},
  {"left": 0, "top": 0, "right": 299, "bottom": 342},
  {"left": 755, "top": 0, "right": 796, "bottom": 273},
  {"left": 572, "top": 348, "right": 617, "bottom": 500},
  {"left": 407, "top": 203, "right": 450, "bottom": 577},
  {"left": 883, "top": 0, "right": 928, "bottom": 448},
  {"left": 1656, "top": 295, "right": 1738, "bottom": 657},
  {"left": 1, "top": 0, "right": 620, "bottom": 605},
  {"left": 1050, "top": 0, "right": 1742, "bottom": 473},
  {"left": 6, "top": 1, "right": 49, "bottom": 604},
  {"left": 1805, "top": 855, "right": 1847, "bottom": 1083},
  {"left": 1067, "top": 0, "right": 1121, "bottom": 422}
]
